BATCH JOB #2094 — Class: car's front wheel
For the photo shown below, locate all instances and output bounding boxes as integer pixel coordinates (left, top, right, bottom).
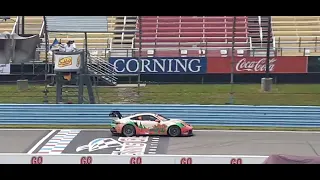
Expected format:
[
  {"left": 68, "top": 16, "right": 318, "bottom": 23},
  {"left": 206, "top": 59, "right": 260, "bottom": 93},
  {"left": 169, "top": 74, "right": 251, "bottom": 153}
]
[
  {"left": 122, "top": 124, "right": 136, "bottom": 137},
  {"left": 168, "top": 126, "right": 181, "bottom": 137}
]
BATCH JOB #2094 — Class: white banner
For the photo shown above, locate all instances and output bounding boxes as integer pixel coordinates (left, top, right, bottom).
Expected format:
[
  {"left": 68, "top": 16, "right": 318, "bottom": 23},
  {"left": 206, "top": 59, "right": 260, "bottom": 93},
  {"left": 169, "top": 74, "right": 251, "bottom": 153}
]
[
  {"left": 0, "top": 154, "right": 268, "bottom": 164},
  {"left": 0, "top": 64, "right": 10, "bottom": 75},
  {"left": 54, "top": 54, "right": 81, "bottom": 72}
]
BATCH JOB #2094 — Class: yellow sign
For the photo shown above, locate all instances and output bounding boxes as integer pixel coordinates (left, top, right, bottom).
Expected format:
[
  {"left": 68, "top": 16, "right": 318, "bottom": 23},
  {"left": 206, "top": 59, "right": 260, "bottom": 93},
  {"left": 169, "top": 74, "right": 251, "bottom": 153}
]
[
  {"left": 54, "top": 54, "right": 81, "bottom": 72},
  {"left": 58, "top": 56, "right": 72, "bottom": 68}
]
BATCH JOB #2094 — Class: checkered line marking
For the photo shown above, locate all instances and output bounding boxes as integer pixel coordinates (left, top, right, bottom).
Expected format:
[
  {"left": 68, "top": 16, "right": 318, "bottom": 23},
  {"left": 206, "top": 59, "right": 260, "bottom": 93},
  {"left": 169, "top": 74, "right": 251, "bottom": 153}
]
[
  {"left": 148, "top": 137, "right": 159, "bottom": 154},
  {"left": 37, "top": 130, "right": 81, "bottom": 154}
]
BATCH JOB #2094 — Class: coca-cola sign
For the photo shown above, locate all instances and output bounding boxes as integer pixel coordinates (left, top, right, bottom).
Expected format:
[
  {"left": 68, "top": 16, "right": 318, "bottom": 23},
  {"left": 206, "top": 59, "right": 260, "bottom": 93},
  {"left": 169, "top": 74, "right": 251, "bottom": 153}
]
[
  {"left": 207, "top": 56, "right": 308, "bottom": 74},
  {"left": 235, "top": 58, "right": 276, "bottom": 72}
]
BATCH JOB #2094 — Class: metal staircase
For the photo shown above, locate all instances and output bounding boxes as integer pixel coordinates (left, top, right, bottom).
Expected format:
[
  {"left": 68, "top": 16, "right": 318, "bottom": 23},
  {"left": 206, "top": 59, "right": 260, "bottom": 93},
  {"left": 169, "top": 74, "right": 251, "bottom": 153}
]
[
  {"left": 87, "top": 54, "right": 117, "bottom": 86},
  {"left": 248, "top": 16, "right": 275, "bottom": 57}
]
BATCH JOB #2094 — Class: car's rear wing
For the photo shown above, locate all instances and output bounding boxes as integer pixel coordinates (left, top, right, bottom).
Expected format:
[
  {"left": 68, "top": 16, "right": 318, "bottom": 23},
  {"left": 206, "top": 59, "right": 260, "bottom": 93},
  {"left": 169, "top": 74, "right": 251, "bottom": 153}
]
[{"left": 109, "top": 111, "right": 123, "bottom": 119}]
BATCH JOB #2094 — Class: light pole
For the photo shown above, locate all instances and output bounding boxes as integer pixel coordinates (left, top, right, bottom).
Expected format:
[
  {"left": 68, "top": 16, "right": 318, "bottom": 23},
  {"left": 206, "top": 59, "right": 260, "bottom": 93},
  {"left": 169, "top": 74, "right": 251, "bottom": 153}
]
[{"left": 229, "top": 16, "right": 236, "bottom": 105}]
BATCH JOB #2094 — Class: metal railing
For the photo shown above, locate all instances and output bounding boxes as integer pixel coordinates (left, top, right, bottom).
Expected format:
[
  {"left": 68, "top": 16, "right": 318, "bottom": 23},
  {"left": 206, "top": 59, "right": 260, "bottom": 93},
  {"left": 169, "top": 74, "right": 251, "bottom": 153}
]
[
  {"left": 39, "top": 19, "right": 45, "bottom": 37},
  {"left": 40, "top": 35, "right": 320, "bottom": 54},
  {"left": 33, "top": 34, "right": 320, "bottom": 62},
  {"left": 249, "top": 37, "right": 253, "bottom": 49},
  {"left": 275, "top": 36, "right": 320, "bottom": 52},
  {"left": 29, "top": 46, "right": 320, "bottom": 63},
  {"left": 87, "top": 55, "right": 118, "bottom": 85},
  {"left": 273, "top": 36, "right": 276, "bottom": 50},
  {"left": 11, "top": 16, "right": 19, "bottom": 34}
]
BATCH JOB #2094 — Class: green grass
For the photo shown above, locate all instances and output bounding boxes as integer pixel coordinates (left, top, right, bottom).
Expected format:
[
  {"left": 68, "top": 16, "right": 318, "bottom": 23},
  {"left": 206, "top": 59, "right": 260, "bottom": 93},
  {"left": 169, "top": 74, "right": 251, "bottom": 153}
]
[
  {"left": 1, "top": 124, "right": 320, "bottom": 131},
  {"left": 1, "top": 84, "right": 320, "bottom": 105},
  {"left": 139, "top": 84, "right": 320, "bottom": 105},
  {"left": 1, "top": 83, "right": 319, "bottom": 131}
]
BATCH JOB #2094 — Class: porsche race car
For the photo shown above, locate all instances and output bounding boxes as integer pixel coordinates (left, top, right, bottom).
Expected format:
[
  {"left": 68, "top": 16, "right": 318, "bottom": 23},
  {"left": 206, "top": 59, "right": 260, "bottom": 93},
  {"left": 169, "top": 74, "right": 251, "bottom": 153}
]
[{"left": 109, "top": 111, "right": 193, "bottom": 137}]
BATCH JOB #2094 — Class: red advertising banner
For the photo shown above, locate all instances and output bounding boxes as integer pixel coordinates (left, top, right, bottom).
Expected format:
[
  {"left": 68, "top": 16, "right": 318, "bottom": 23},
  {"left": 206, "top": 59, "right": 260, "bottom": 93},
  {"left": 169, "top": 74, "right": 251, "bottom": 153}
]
[{"left": 207, "top": 56, "right": 308, "bottom": 73}]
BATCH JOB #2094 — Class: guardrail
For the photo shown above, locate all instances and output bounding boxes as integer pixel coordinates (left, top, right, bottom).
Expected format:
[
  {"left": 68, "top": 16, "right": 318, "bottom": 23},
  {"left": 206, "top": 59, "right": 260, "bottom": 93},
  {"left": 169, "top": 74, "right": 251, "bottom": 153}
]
[
  {"left": 1, "top": 104, "right": 320, "bottom": 127},
  {"left": 0, "top": 154, "right": 268, "bottom": 164},
  {"left": 32, "top": 47, "right": 320, "bottom": 62}
]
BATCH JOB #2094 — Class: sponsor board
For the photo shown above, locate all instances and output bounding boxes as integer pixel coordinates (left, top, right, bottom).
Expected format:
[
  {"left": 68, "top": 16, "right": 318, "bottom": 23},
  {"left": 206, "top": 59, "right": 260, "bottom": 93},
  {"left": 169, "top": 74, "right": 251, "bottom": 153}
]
[
  {"left": 54, "top": 54, "right": 81, "bottom": 71},
  {"left": 207, "top": 56, "right": 308, "bottom": 73},
  {"left": 109, "top": 57, "right": 207, "bottom": 74}
]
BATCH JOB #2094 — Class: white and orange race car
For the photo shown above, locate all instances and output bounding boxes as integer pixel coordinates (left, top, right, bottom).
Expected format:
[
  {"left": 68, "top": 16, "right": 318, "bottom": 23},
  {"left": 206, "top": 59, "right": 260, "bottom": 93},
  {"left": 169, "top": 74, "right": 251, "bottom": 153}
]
[{"left": 109, "top": 111, "right": 193, "bottom": 137}]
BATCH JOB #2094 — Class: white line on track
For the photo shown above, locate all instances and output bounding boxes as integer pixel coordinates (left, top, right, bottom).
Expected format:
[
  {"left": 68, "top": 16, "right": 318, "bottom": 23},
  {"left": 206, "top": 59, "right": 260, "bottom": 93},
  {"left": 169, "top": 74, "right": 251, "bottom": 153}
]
[
  {"left": 1, "top": 128, "right": 320, "bottom": 134},
  {"left": 27, "top": 130, "right": 57, "bottom": 154},
  {"left": 0, "top": 129, "right": 59, "bottom": 131},
  {"left": 193, "top": 130, "right": 320, "bottom": 134}
]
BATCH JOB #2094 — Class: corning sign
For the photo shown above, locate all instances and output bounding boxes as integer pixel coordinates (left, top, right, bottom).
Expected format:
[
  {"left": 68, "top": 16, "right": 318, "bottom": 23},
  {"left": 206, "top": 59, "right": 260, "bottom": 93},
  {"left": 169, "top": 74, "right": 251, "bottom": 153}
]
[
  {"left": 54, "top": 54, "right": 81, "bottom": 72},
  {"left": 109, "top": 57, "right": 207, "bottom": 74}
]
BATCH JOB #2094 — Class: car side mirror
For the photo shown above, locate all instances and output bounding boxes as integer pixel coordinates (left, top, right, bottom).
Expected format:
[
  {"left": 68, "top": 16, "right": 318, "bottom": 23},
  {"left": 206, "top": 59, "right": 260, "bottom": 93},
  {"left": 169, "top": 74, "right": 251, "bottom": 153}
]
[{"left": 155, "top": 119, "right": 160, "bottom": 123}]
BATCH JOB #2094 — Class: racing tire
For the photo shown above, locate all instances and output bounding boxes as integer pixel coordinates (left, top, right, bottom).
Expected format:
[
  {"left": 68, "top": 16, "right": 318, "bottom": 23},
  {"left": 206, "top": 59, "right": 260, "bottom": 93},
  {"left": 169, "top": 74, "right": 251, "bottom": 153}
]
[
  {"left": 122, "top": 125, "right": 136, "bottom": 137},
  {"left": 168, "top": 125, "right": 181, "bottom": 137}
]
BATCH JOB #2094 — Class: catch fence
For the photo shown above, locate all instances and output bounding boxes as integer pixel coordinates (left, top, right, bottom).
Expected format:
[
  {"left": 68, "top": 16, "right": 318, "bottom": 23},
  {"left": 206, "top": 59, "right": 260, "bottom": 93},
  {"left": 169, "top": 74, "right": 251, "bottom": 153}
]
[{"left": 0, "top": 83, "right": 319, "bottom": 106}]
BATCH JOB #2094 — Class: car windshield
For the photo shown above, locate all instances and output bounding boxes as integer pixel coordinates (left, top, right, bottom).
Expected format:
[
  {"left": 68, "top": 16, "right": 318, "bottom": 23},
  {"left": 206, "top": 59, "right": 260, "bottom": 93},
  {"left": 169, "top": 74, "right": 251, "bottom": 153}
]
[{"left": 157, "top": 114, "right": 169, "bottom": 121}]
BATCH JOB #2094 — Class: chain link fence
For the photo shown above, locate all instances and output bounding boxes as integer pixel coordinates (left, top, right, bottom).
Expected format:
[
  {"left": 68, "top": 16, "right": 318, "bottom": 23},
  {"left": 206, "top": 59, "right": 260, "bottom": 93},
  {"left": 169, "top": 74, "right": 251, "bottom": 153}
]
[{"left": 0, "top": 82, "right": 319, "bottom": 106}]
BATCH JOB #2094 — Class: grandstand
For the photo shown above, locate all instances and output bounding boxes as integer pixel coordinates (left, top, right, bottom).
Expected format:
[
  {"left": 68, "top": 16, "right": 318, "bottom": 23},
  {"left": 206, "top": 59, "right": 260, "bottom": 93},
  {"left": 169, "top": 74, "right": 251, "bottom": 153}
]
[
  {"left": 9, "top": 16, "right": 115, "bottom": 50},
  {"left": 47, "top": 16, "right": 116, "bottom": 49},
  {"left": 37, "top": 16, "right": 117, "bottom": 60},
  {"left": 247, "top": 16, "right": 274, "bottom": 56},
  {"left": 134, "top": 16, "right": 250, "bottom": 57},
  {"left": 0, "top": 16, "right": 17, "bottom": 33},
  {"left": 247, "top": 16, "right": 273, "bottom": 49},
  {"left": 109, "top": 16, "right": 137, "bottom": 57},
  {"left": 0, "top": 16, "right": 42, "bottom": 35},
  {"left": 272, "top": 16, "right": 320, "bottom": 56},
  {"left": 112, "top": 16, "right": 137, "bottom": 49},
  {"left": 23, "top": 16, "right": 43, "bottom": 35},
  {"left": 4, "top": 16, "right": 320, "bottom": 60}
]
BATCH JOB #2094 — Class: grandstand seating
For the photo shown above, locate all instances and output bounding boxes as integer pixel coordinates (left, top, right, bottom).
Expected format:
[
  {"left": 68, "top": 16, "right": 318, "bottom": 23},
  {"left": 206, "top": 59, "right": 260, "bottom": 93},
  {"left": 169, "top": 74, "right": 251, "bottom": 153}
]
[
  {"left": 0, "top": 16, "right": 42, "bottom": 35},
  {"left": 272, "top": 16, "right": 320, "bottom": 56},
  {"left": 16, "top": 16, "right": 320, "bottom": 60},
  {"left": 38, "top": 16, "right": 117, "bottom": 61},
  {"left": 112, "top": 16, "right": 137, "bottom": 49},
  {"left": 247, "top": 16, "right": 273, "bottom": 49},
  {"left": 47, "top": 16, "right": 116, "bottom": 49},
  {"left": 109, "top": 16, "right": 137, "bottom": 57},
  {"left": 23, "top": 16, "right": 43, "bottom": 35},
  {"left": 247, "top": 16, "right": 275, "bottom": 56},
  {"left": 135, "top": 16, "right": 250, "bottom": 57},
  {"left": 0, "top": 16, "right": 17, "bottom": 33}
]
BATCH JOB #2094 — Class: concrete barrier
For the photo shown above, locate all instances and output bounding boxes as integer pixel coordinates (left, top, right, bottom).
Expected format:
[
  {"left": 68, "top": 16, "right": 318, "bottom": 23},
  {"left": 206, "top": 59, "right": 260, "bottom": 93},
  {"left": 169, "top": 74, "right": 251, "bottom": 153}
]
[
  {"left": 0, "top": 104, "right": 320, "bottom": 127},
  {"left": 0, "top": 153, "right": 268, "bottom": 164}
]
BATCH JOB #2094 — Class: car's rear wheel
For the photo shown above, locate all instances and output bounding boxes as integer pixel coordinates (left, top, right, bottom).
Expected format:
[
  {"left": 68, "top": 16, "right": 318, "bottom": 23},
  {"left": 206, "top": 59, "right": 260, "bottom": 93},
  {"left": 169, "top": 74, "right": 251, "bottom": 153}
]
[
  {"left": 168, "top": 126, "right": 181, "bottom": 137},
  {"left": 122, "top": 125, "right": 136, "bottom": 137}
]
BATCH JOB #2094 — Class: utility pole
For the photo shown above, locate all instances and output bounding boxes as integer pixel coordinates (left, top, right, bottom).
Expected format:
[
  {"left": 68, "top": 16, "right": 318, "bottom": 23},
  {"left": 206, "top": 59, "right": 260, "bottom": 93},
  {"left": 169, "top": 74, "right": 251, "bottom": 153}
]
[
  {"left": 265, "top": 16, "right": 272, "bottom": 78},
  {"left": 229, "top": 16, "right": 236, "bottom": 104},
  {"left": 261, "top": 16, "right": 273, "bottom": 92},
  {"left": 137, "top": 16, "right": 142, "bottom": 96}
]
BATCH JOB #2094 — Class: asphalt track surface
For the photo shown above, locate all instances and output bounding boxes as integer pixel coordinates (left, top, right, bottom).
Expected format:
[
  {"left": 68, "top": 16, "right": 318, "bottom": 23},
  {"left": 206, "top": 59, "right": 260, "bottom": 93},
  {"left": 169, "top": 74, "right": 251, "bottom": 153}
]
[{"left": 2, "top": 129, "right": 320, "bottom": 156}]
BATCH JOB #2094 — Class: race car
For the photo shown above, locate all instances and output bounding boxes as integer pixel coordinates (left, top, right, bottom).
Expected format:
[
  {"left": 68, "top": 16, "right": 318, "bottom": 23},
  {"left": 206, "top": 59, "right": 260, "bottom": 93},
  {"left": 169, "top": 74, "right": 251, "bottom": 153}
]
[{"left": 109, "top": 111, "right": 193, "bottom": 137}]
